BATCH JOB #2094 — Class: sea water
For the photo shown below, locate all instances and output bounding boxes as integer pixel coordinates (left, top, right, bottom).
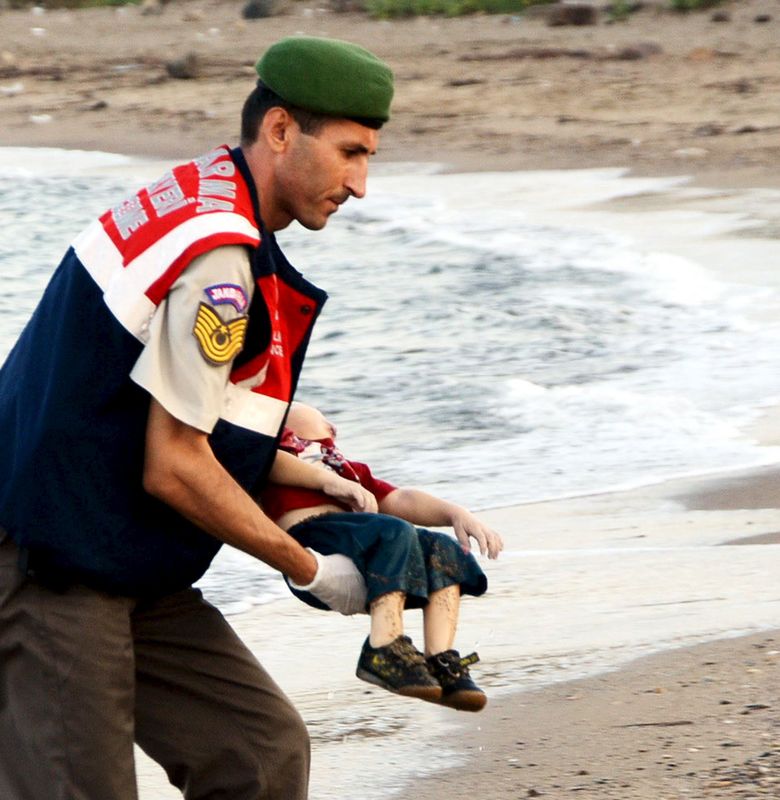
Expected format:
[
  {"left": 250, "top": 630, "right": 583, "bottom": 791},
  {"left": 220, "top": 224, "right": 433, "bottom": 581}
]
[{"left": 2, "top": 148, "right": 780, "bottom": 613}]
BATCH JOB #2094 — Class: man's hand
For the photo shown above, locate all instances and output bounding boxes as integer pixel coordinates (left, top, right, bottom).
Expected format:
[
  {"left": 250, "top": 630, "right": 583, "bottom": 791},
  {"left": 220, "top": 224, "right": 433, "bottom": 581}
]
[
  {"left": 321, "top": 473, "right": 378, "bottom": 513},
  {"left": 290, "top": 549, "right": 368, "bottom": 615},
  {"left": 448, "top": 507, "right": 503, "bottom": 559}
]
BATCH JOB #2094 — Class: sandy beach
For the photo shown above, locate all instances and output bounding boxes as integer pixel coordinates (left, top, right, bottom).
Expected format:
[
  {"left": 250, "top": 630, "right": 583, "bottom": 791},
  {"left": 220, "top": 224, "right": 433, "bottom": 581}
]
[
  {"left": 0, "top": 0, "right": 778, "bottom": 183},
  {"left": 133, "top": 463, "right": 780, "bottom": 800},
  {"left": 1, "top": 0, "right": 779, "bottom": 797}
]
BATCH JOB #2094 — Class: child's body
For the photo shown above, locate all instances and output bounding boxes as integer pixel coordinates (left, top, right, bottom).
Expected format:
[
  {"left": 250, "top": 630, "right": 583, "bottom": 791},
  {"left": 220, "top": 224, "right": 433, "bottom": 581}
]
[{"left": 260, "top": 402, "right": 503, "bottom": 712}]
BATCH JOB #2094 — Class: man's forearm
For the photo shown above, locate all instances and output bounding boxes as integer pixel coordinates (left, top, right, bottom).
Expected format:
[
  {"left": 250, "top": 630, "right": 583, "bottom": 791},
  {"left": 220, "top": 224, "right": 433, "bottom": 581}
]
[{"left": 143, "top": 400, "right": 317, "bottom": 585}]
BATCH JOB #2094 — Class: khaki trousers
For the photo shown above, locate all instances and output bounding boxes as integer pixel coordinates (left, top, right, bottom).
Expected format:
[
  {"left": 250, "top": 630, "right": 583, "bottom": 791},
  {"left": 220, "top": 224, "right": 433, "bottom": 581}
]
[{"left": 0, "top": 531, "right": 309, "bottom": 800}]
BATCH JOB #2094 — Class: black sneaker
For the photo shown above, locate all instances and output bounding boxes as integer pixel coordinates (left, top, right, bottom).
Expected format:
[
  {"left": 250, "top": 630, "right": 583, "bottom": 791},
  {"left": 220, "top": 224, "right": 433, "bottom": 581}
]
[
  {"left": 426, "top": 650, "right": 487, "bottom": 712},
  {"left": 356, "top": 636, "right": 443, "bottom": 702}
]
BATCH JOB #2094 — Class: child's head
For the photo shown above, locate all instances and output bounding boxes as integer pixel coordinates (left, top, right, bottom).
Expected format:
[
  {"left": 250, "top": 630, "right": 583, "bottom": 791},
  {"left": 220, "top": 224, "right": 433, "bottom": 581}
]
[{"left": 286, "top": 402, "right": 337, "bottom": 441}]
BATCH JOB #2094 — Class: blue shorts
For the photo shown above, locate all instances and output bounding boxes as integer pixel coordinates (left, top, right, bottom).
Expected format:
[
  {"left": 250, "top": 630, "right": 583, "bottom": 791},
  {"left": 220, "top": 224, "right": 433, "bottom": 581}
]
[{"left": 286, "top": 512, "right": 487, "bottom": 611}]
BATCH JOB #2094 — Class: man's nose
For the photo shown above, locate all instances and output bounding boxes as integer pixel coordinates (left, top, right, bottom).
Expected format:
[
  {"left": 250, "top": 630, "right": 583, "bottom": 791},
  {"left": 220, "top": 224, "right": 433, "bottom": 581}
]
[{"left": 345, "top": 159, "right": 369, "bottom": 199}]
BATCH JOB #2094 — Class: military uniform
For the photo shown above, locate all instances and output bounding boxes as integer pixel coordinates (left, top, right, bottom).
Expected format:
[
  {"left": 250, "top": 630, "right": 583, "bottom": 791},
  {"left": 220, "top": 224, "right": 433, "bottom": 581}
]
[{"left": 0, "top": 35, "right": 394, "bottom": 800}]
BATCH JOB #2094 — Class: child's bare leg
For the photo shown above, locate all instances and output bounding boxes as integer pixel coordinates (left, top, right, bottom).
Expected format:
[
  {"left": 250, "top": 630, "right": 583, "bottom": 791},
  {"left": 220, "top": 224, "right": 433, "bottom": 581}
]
[
  {"left": 369, "top": 591, "right": 405, "bottom": 648},
  {"left": 423, "top": 584, "right": 487, "bottom": 712},
  {"left": 358, "top": 591, "right": 441, "bottom": 701},
  {"left": 422, "top": 584, "right": 460, "bottom": 657}
]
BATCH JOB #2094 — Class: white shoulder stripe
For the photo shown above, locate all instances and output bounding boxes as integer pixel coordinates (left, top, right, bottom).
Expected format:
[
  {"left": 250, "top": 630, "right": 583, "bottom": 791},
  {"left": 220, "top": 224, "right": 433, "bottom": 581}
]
[
  {"left": 222, "top": 383, "right": 288, "bottom": 437},
  {"left": 72, "top": 213, "right": 260, "bottom": 341},
  {"left": 72, "top": 220, "right": 120, "bottom": 292}
]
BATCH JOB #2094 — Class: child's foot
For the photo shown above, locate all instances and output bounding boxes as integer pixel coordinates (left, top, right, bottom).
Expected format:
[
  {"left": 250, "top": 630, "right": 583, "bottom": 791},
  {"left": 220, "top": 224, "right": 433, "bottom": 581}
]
[
  {"left": 356, "top": 635, "right": 443, "bottom": 702},
  {"left": 426, "top": 650, "right": 487, "bottom": 712}
]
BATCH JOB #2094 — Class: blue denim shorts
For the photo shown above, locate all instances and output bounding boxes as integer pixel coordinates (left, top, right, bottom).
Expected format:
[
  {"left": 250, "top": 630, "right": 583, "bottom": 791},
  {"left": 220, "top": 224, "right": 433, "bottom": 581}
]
[{"left": 286, "top": 512, "right": 487, "bottom": 611}]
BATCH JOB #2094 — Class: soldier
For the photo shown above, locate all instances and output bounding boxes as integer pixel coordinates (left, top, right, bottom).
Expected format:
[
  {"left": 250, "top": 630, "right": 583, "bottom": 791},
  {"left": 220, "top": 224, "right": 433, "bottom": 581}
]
[{"left": 0, "top": 37, "right": 393, "bottom": 800}]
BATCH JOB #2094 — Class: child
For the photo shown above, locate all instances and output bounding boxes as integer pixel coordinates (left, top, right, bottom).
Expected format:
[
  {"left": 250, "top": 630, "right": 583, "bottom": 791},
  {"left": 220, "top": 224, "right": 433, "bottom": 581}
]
[{"left": 260, "top": 402, "right": 503, "bottom": 712}]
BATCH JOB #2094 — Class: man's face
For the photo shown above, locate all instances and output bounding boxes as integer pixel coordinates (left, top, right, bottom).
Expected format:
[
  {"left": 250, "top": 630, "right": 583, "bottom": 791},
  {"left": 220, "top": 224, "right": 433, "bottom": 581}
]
[{"left": 274, "top": 118, "right": 379, "bottom": 231}]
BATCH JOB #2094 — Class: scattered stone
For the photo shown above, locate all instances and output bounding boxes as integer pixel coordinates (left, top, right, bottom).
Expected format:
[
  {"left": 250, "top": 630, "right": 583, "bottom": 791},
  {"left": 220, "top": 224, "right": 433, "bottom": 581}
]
[
  {"left": 528, "top": 790, "right": 542, "bottom": 798},
  {"left": 711, "top": 10, "right": 730, "bottom": 22},
  {"left": 165, "top": 52, "right": 201, "bottom": 80},
  {"left": 29, "top": 113, "right": 53, "bottom": 124},
  {"left": 694, "top": 123, "right": 724, "bottom": 137},
  {"left": 459, "top": 47, "right": 592, "bottom": 62},
  {"left": 613, "top": 42, "right": 663, "bottom": 60},
  {"left": 731, "top": 79, "right": 755, "bottom": 94},
  {"left": 85, "top": 99, "right": 108, "bottom": 111},
  {"left": 446, "top": 78, "right": 486, "bottom": 87},
  {"left": 754, "top": 14, "right": 771, "bottom": 24},
  {"left": 242, "top": 0, "right": 278, "bottom": 19},
  {"left": 328, "top": 0, "right": 366, "bottom": 11},
  {"left": 140, "top": 0, "right": 164, "bottom": 16},
  {"left": 547, "top": 3, "right": 597, "bottom": 27}
]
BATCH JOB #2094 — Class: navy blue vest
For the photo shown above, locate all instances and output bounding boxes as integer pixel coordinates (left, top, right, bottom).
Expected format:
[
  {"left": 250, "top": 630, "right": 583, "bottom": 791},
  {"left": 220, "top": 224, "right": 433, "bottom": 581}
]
[{"left": 0, "top": 148, "right": 326, "bottom": 596}]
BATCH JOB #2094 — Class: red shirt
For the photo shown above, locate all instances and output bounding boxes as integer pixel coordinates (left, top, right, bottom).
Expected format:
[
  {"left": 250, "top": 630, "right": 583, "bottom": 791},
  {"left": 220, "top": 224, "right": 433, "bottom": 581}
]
[{"left": 260, "top": 430, "right": 397, "bottom": 522}]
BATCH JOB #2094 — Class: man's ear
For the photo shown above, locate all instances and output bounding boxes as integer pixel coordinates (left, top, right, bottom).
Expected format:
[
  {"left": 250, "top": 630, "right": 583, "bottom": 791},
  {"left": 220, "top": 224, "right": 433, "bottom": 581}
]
[{"left": 261, "top": 107, "right": 296, "bottom": 155}]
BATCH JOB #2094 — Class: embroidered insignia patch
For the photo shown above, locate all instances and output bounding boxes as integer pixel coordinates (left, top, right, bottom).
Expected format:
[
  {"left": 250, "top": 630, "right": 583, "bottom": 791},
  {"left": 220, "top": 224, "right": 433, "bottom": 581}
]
[
  {"left": 204, "top": 283, "right": 249, "bottom": 313},
  {"left": 193, "top": 302, "right": 248, "bottom": 365}
]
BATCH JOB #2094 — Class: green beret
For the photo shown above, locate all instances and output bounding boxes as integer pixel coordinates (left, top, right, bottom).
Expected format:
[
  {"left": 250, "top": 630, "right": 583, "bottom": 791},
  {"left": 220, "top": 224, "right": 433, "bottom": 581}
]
[{"left": 255, "top": 36, "right": 394, "bottom": 123}]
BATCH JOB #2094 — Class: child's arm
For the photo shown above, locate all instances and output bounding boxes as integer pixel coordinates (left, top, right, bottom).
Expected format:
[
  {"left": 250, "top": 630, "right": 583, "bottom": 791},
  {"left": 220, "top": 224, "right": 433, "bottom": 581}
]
[
  {"left": 378, "top": 488, "right": 503, "bottom": 559},
  {"left": 269, "top": 449, "right": 378, "bottom": 513}
]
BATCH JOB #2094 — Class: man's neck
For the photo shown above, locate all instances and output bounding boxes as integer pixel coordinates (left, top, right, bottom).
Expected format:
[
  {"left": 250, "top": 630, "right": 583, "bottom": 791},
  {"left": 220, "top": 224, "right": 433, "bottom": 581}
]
[{"left": 240, "top": 143, "right": 292, "bottom": 233}]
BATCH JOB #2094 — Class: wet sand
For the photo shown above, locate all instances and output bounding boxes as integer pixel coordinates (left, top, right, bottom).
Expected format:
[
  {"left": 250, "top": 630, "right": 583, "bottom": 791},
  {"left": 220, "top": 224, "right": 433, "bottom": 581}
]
[
  {"left": 132, "top": 462, "right": 780, "bottom": 799},
  {"left": 405, "top": 467, "right": 780, "bottom": 800},
  {"left": 411, "top": 630, "right": 780, "bottom": 800}
]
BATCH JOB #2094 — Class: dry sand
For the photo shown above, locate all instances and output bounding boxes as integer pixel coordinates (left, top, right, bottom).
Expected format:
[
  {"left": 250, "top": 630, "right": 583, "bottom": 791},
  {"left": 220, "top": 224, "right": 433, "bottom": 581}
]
[
  {"left": 1, "top": 1, "right": 779, "bottom": 797},
  {"left": 0, "top": 0, "right": 779, "bottom": 184}
]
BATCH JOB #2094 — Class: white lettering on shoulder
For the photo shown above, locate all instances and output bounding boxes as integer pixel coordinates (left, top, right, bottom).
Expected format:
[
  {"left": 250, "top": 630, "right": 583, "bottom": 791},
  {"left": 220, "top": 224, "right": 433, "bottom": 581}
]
[
  {"left": 197, "top": 196, "right": 235, "bottom": 213},
  {"left": 194, "top": 148, "right": 238, "bottom": 213},
  {"left": 147, "top": 171, "right": 193, "bottom": 218},
  {"left": 112, "top": 196, "right": 149, "bottom": 240}
]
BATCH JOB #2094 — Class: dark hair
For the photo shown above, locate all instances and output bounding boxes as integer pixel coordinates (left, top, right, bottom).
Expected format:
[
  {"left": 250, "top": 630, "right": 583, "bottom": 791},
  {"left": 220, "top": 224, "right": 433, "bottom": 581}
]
[{"left": 240, "top": 82, "right": 384, "bottom": 145}]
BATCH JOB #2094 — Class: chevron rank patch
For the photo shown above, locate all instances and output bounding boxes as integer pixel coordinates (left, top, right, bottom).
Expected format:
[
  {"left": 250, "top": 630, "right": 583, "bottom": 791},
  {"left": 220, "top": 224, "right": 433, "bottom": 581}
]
[{"left": 193, "top": 302, "right": 248, "bottom": 365}]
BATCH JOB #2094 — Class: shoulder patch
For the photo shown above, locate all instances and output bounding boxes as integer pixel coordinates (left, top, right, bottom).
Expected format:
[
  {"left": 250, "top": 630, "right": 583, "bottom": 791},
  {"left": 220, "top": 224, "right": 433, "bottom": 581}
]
[
  {"left": 204, "top": 283, "right": 249, "bottom": 313},
  {"left": 193, "top": 302, "right": 248, "bottom": 366}
]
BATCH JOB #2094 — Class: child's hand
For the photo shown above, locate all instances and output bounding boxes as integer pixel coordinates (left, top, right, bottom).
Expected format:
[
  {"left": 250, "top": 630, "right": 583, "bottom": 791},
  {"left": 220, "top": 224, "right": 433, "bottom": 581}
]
[
  {"left": 321, "top": 473, "right": 378, "bottom": 514},
  {"left": 449, "top": 508, "right": 503, "bottom": 559}
]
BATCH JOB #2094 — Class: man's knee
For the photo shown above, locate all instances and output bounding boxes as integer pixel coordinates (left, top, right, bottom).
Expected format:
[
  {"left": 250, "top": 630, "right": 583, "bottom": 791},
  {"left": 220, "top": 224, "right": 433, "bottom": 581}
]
[{"left": 235, "top": 700, "right": 310, "bottom": 800}]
